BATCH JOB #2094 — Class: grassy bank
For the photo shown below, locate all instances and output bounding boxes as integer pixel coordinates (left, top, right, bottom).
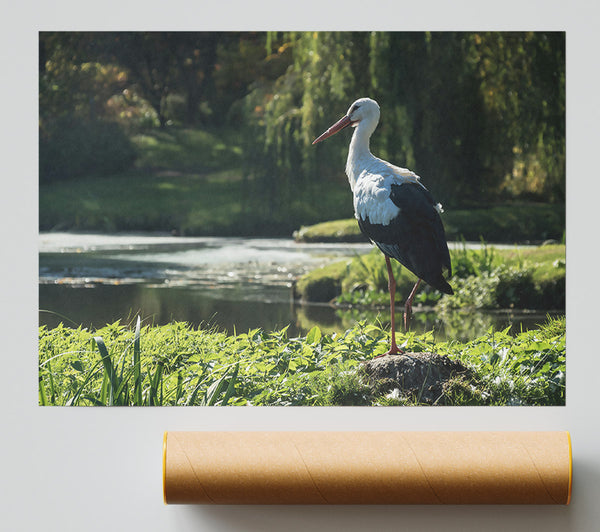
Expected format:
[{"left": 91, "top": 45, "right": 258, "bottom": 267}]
[
  {"left": 294, "top": 243, "right": 565, "bottom": 311},
  {"left": 294, "top": 203, "right": 565, "bottom": 244},
  {"left": 39, "top": 125, "right": 354, "bottom": 236},
  {"left": 39, "top": 316, "right": 565, "bottom": 407},
  {"left": 39, "top": 168, "right": 355, "bottom": 236},
  {"left": 40, "top": 125, "right": 564, "bottom": 240}
]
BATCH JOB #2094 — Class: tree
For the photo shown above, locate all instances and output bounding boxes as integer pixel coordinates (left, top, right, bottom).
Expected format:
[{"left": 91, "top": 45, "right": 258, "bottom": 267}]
[
  {"left": 469, "top": 32, "right": 565, "bottom": 201},
  {"left": 39, "top": 32, "right": 137, "bottom": 182},
  {"left": 39, "top": 32, "right": 129, "bottom": 125},
  {"left": 241, "top": 31, "right": 565, "bottom": 211},
  {"left": 241, "top": 32, "right": 370, "bottom": 219}
]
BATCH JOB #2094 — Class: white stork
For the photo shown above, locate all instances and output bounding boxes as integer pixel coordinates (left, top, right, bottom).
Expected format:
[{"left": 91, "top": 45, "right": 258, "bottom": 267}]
[{"left": 312, "top": 97, "right": 453, "bottom": 355}]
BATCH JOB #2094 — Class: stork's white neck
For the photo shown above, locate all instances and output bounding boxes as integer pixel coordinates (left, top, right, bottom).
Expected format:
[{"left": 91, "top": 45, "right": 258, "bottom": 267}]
[{"left": 345, "top": 119, "right": 377, "bottom": 192}]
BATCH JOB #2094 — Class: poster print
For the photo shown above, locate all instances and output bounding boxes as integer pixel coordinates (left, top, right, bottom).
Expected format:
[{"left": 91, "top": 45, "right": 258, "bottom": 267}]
[{"left": 39, "top": 31, "right": 565, "bottom": 406}]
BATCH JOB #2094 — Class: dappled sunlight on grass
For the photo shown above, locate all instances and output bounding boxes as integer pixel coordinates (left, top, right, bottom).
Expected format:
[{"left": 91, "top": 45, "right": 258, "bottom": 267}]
[
  {"left": 40, "top": 166, "right": 354, "bottom": 236},
  {"left": 40, "top": 123, "right": 354, "bottom": 235},
  {"left": 155, "top": 181, "right": 178, "bottom": 190},
  {"left": 131, "top": 127, "right": 243, "bottom": 172}
]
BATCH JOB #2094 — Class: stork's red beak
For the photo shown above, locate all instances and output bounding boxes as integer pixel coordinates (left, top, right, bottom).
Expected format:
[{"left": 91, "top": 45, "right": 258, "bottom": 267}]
[{"left": 312, "top": 115, "right": 353, "bottom": 145}]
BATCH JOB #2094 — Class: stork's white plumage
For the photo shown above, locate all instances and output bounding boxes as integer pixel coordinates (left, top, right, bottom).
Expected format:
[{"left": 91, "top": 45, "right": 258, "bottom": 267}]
[{"left": 313, "top": 97, "right": 453, "bottom": 356}]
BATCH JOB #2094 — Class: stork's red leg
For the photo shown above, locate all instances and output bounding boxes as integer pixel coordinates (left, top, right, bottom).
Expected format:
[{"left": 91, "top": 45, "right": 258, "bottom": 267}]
[
  {"left": 383, "top": 256, "right": 403, "bottom": 355},
  {"left": 403, "top": 279, "right": 422, "bottom": 331}
]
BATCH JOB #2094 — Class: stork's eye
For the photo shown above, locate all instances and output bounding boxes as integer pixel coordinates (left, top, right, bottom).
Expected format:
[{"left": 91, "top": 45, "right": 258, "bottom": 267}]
[{"left": 350, "top": 104, "right": 360, "bottom": 113}]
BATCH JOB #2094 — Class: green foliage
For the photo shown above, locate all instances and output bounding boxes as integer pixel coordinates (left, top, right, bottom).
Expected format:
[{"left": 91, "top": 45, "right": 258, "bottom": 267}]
[
  {"left": 371, "top": 33, "right": 487, "bottom": 203},
  {"left": 294, "top": 260, "right": 349, "bottom": 302},
  {"left": 243, "top": 31, "right": 564, "bottom": 209},
  {"left": 41, "top": 32, "right": 224, "bottom": 129},
  {"left": 451, "top": 238, "right": 496, "bottom": 277},
  {"left": 470, "top": 32, "right": 565, "bottom": 202},
  {"left": 295, "top": 243, "right": 565, "bottom": 312},
  {"left": 437, "top": 243, "right": 565, "bottom": 311},
  {"left": 435, "top": 266, "right": 536, "bottom": 311},
  {"left": 449, "top": 317, "right": 566, "bottom": 405},
  {"left": 39, "top": 35, "right": 129, "bottom": 126},
  {"left": 39, "top": 32, "right": 564, "bottom": 230},
  {"left": 131, "top": 127, "right": 243, "bottom": 172},
  {"left": 39, "top": 116, "right": 136, "bottom": 183},
  {"left": 443, "top": 203, "right": 565, "bottom": 242},
  {"left": 240, "top": 32, "right": 370, "bottom": 224},
  {"left": 38, "top": 316, "right": 565, "bottom": 406},
  {"left": 39, "top": 168, "right": 352, "bottom": 236}
]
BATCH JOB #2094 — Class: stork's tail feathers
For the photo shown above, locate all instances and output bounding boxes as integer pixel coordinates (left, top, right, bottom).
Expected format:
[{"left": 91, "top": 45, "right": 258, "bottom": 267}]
[
  {"left": 435, "top": 261, "right": 453, "bottom": 295},
  {"left": 419, "top": 266, "right": 453, "bottom": 295},
  {"left": 437, "top": 278, "right": 454, "bottom": 295}
]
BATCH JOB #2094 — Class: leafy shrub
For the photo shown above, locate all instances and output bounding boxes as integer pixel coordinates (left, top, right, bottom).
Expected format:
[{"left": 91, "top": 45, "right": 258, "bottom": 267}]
[
  {"left": 40, "top": 116, "right": 136, "bottom": 182},
  {"left": 299, "top": 243, "right": 565, "bottom": 312},
  {"left": 453, "top": 317, "right": 566, "bottom": 406},
  {"left": 39, "top": 317, "right": 565, "bottom": 407},
  {"left": 494, "top": 266, "right": 536, "bottom": 308}
]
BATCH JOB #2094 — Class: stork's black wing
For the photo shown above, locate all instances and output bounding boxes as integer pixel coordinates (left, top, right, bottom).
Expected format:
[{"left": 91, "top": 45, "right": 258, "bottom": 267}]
[{"left": 357, "top": 182, "right": 453, "bottom": 294}]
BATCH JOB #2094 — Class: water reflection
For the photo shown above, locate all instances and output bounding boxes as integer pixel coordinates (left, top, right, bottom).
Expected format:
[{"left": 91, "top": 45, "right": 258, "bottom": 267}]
[
  {"left": 295, "top": 302, "right": 559, "bottom": 342},
  {"left": 39, "top": 233, "right": 558, "bottom": 339},
  {"left": 39, "top": 281, "right": 558, "bottom": 341},
  {"left": 39, "top": 283, "right": 298, "bottom": 334}
]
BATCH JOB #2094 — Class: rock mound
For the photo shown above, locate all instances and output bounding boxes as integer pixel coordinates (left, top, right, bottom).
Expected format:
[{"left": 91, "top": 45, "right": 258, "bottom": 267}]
[{"left": 361, "top": 352, "right": 470, "bottom": 405}]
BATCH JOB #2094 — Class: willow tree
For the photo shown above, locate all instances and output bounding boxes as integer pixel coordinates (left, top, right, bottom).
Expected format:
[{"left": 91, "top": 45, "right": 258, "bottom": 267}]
[
  {"left": 366, "top": 32, "right": 489, "bottom": 205},
  {"left": 468, "top": 32, "right": 565, "bottom": 202},
  {"left": 369, "top": 32, "right": 565, "bottom": 204},
  {"left": 241, "top": 32, "right": 371, "bottom": 229},
  {"left": 242, "top": 31, "right": 565, "bottom": 226}
]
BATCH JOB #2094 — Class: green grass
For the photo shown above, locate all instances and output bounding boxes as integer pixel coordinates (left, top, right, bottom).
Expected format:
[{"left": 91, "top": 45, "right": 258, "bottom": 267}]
[
  {"left": 294, "top": 260, "right": 349, "bottom": 303},
  {"left": 131, "top": 127, "right": 244, "bottom": 172},
  {"left": 38, "top": 316, "right": 565, "bottom": 406},
  {"left": 39, "top": 169, "right": 355, "bottom": 236},
  {"left": 294, "top": 203, "right": 565, "bottom": 244},
  {"left": 39, "top": 170, "right": 248, "bottom": 235},
  {"left": 443, "top": 203, "right": 565, "bottom": 243},
  {"left": 295, "top": 243, "right": 565, "bottom": 311},
  {"left": 294, "top": 219, "right": 368, "bottom": 243},
  {"left": 39, "top": 124, "right": 355, "bottom": 236},
  {"left": 40, "top": 123, "right": 564, "bottom": 241}
]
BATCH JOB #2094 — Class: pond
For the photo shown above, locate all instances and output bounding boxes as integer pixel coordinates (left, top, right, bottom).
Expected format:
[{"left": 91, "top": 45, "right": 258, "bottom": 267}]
[{"left": 39, "top": 232, "right": 557, "bottom": 341}]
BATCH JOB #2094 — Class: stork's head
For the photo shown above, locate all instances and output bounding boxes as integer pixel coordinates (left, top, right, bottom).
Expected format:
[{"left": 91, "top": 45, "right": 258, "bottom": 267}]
[
  {"left": 346, "top": 97, "right": 380, "bottom": 127},
  {"left": 312, "top": 97, "right": 380, "bottom": 145}
]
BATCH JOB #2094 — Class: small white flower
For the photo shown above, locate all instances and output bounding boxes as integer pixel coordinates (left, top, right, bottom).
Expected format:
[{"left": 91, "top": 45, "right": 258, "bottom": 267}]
[{"left": 386, "top": 388, "right": 401, "bottom": 399}]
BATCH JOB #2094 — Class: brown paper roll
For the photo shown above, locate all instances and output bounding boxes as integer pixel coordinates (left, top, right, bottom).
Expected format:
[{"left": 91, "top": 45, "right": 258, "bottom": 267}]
[{"left": 163, "top": 431, "right": 572, "bottom": 505}]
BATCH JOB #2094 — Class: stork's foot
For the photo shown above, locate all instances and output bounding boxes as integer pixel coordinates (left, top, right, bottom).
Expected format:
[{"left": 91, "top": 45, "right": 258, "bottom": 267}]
[
  {"left": 373, "top": 344, "right": 405, "bottom": 358},
  {"left": 385, "top": 345, "right": 405, "bottom": 356}
]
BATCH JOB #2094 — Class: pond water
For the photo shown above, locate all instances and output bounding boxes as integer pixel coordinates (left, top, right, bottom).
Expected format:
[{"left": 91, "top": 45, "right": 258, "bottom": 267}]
[{"left": 39, "top": 232, "right": 557, "bottom": 341}]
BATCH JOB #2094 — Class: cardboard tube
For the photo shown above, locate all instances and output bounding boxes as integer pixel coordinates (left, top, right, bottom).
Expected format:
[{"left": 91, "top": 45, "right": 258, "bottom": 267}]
[{"left": 163, "top": 431, "right": 572, "bottom": 505}]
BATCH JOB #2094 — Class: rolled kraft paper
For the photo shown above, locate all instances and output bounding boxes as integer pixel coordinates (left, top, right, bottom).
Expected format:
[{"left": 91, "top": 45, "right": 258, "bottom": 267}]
[{"left": 163, "top": 431, "right": 572, "bottom": 505}]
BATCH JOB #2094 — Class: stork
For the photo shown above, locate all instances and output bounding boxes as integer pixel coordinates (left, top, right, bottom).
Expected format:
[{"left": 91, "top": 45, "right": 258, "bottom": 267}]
[{"left": 312, "top": 97, "right": 453, "bottom": 355}]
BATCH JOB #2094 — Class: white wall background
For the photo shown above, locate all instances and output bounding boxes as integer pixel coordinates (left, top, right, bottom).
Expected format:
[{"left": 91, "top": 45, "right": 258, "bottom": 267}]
[{"left": 3, "top": 1, "right": 599, "bottom": 530}]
